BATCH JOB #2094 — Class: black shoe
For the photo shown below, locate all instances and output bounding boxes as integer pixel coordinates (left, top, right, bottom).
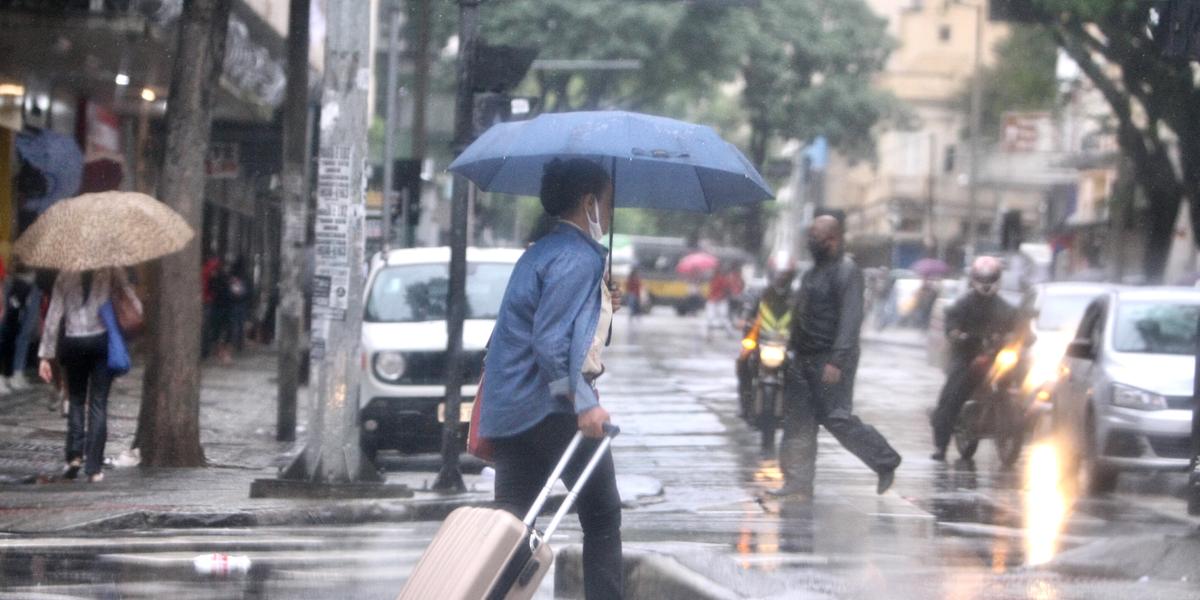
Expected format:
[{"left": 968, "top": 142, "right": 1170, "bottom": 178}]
[
  {"left": 930, "top": 450, "right": 946, "bottom": 462},
  {"left": 62, "top": 459, "right": 82, "bottom": 480},
  {"left": 877, "top": 468, "right": 896, "bottom": 495}
]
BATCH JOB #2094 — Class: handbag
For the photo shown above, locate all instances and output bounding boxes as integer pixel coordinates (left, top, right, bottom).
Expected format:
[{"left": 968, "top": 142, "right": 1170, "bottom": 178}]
[
  {"left": 113, "top": 282, "right": 144, "bottom": 336},
  {"left": 100, "top": 301, "right": 131, "bottom": 376},
  {"left": 467, "top": 373, "right": 494, "bottom": 462}
]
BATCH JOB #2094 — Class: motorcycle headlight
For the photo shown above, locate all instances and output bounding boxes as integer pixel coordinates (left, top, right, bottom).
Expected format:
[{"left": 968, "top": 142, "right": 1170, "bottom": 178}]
[
  {"left": 760, "top": 344, "right": 787, "bottom": 369},
  {"left": 742, "top": 337, "right": 757, "bottom": 351},
  {"left": 1110, "top": 383, "right": 1167, "bottom": 411},
  {"left": 994, "top": 348, "right": 1020, "bottom": 373},
  {"left": 374, "top": 352, "right": 407, "bottom": 382}
]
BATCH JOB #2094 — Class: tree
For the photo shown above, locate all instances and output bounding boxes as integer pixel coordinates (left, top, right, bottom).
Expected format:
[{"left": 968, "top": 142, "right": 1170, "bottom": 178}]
[
  {"left": 1016, "top": 0, "right": 1200, "bottom": 281},
  {"left": 478, "top": 0, "right": 897, "bottom": 254},
  {"left": 733, "top": 0, "right": 897, "bottom": 253},
  {"left": 964, "top": 25, "right": 1059, "bottom": 141},
  {"left": 136, "top": 0, "right": 232, "bottom": 466}
]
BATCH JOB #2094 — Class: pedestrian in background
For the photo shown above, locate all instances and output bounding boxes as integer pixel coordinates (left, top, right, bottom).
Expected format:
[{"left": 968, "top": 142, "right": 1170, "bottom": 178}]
[
  {"left": 770, "top": 215, "right": 902, "bottom": 499},
  {"left": 200, "top": 254, "right": 221, "bottom": 359},
  {"left": 705, "top": 263, "right": 736, "bottom": 339},
  {"left": 480, "top": 158, "right": 623, "bottom": 600},
  {"left": 0, "top": 263, "right": 41, "bottom": 393},
  {"left": 38, "top": 267, "right": 141, "bottom": 483}
]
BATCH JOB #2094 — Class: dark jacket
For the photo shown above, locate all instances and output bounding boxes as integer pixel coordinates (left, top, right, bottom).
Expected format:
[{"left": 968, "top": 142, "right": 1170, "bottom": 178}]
[
  {"left": 944, "top": 291, "right": 1018, "bottom": 359},
  {"left": 790, "top": 256, "right": 863, "bottom": 369}
]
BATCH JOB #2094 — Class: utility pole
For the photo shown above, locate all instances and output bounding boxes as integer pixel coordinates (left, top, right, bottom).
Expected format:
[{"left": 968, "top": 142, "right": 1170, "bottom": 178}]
[
  {"left": 381, "top": 5, "right": 401, "bottom": 251},
  {"left": 410, "top": 0, "right": 432, "bottom": 248},
  {"left": 965, "top": 1, "right": 984, "bottom": 261},
  {"left": 276, "top": 0, "right": 310, "bottom": 443},
  {"left": 254, "top": 0, "right": 410, "bottom": 496},
  {"left": 433, "top": 0, "right": 481, "bottom": 493}
]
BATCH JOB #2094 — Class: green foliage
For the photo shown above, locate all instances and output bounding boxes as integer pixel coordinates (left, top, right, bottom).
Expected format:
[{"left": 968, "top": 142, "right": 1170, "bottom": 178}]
[{"left": 964, "top": 24, "right": 1060, "bottom": 141}]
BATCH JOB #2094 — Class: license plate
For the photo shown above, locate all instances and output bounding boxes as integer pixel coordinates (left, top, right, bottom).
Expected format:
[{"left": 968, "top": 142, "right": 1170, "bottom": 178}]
[{"left": 437, "top": 402, "right": 474, "bottom": 423}]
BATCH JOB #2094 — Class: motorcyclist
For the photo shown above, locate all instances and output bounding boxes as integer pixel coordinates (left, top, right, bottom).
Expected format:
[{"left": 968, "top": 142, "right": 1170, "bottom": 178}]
[
  {"left": 930, "top": 255, "right": 1018, "bottom": 461},
  {"left": 736, "top": 251, "right": 798, "bottom": 420}
]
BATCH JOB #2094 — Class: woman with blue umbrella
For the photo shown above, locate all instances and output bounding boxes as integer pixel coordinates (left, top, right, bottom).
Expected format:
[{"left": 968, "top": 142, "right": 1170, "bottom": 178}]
[
  {"left": 460, "top": 111, "right": 771, "bottom": 598},
  {"left": 479, "top": 158, "right": 622, "bottom": 599}
]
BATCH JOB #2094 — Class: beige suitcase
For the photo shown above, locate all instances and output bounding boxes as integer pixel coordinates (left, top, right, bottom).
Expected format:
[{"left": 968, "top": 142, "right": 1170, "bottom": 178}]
[{"left": 397, "top": 426, "right": 619, "bottom": 600}]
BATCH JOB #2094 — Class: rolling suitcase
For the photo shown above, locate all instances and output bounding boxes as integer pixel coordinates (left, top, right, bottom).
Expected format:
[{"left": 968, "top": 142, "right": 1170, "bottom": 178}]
[{"left": 397, "top": 424, "right": 620, "bottom": 600}]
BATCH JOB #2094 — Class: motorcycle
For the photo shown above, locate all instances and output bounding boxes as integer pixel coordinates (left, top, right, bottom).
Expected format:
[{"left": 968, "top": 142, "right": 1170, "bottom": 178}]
[
  {"left": 952, "top": 332, "right": 1034, "bottom": 468},
  {"left": 742, "top": 330, "right": 789, "bottom": 452}
]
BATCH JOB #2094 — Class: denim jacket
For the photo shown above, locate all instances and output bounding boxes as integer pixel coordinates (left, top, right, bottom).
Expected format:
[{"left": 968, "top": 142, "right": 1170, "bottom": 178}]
[{"left": 479, "top": 222, "right": 607, "bottom": 439}]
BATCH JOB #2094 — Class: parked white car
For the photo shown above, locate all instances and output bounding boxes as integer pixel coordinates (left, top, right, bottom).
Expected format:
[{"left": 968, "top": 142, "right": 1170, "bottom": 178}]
[
  {"left": 1053, "top": 287, "right": 1200, "bottom": 495},
  {"left": 359, "top": 247, "right": 523, "bottom": 458}
]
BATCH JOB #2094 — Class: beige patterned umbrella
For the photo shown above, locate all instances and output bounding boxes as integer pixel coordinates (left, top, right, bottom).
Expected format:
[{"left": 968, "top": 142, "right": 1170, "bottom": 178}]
[{"left": 15, "top": 191, "right": 194, "bottom": 272}]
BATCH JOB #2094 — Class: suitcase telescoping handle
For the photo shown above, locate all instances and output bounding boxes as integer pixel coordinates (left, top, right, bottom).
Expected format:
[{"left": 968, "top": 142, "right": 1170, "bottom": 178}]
[{"left": 521, "top": 424, "right": 620, "bottom": 541}]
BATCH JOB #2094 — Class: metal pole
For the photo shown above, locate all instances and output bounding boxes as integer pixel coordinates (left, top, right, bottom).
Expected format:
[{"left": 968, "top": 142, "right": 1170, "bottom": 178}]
[
  {"left": 433, "top": 0, "right": 480, "bottom": 493},
  {"left": 965, "top": 2, "right": 984, "bottom": 261},
  {"left": 305, "top": 0, "right": 376, "bottom": 482},
  {"left": 276, "top": 0, "right": 310, "bottom": 443},
  {"left": 381, "top": 6, "right": 401, "bottom": 251}
]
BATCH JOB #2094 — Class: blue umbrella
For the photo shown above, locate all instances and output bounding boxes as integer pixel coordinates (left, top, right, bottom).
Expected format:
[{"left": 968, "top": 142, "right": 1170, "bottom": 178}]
[
  {"left": 15, "top": 129, "right": 83, "bottom": 214},
  {"left": 448, "top": 111, "right": 772, "bottom": 212}
]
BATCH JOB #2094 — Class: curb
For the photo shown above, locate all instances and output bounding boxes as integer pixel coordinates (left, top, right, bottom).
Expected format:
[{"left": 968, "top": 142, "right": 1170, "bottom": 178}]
[
  {"left": 1044, "top": 532, "right": 1200, "bottom": 582},
  {"left": 27, "top": 491, "right": 584, "bottom": 535},
  {"left": 556, "top": 546, "right": 741, "bottom": 600}
]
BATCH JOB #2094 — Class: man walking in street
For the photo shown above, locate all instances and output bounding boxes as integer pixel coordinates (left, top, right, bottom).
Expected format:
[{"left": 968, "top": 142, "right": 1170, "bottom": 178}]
[{"left": 770, "top": 215, "right": 902, "bottom": 499}]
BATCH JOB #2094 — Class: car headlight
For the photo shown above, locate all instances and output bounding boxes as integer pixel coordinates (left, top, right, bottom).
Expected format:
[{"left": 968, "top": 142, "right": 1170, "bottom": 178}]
[
  {"left": 374, "top": 352, "right": 407, "bottom": 382},
  {"left": 1110, "top": 383, "right": 1167, "bottom": 411},
  {"left": 760, "top": 343, "right": 787, "bottom": 369}
]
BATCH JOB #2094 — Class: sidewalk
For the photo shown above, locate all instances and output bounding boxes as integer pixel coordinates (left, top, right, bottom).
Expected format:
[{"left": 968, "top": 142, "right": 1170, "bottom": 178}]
[
  {"left": 0, "top": 350, "right": 498, "bottom": 534},
  {"left": 0, "top": 349, "right": 662, "bottom": 535}
]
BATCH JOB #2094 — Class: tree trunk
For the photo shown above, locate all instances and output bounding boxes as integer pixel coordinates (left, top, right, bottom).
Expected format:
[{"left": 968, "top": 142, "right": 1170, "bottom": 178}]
[
  {"left": 743, "top": 123, "right": 770, "bottom": 257},
  {"left": 276, "top": 0, "right": 311, "bottom": 442},
  {"left": 138, "top": 0, "right": 231, "bottom": 466}
]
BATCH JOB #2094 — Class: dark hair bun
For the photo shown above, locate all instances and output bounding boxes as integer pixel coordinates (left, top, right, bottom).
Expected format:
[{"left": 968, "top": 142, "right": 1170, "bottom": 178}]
[{"left": 540, "top": 158, "right": 611, "bottom": 217}]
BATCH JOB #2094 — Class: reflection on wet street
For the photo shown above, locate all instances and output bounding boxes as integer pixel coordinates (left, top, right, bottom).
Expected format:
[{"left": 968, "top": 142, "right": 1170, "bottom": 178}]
[{"left": 2, "top": 312, "right": 1198, "bottom": 598}]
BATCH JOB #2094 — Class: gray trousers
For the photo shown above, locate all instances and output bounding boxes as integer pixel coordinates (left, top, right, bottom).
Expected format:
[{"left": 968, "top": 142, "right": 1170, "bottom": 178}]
[{"left": 780, "top": 353, "right": 902, "bottom": 492}]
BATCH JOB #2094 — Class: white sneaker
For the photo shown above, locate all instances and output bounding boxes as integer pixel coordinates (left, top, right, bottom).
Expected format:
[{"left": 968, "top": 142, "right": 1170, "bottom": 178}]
[
  {"left": 9, "top": 374, "right": 30, "bottom": 392},
  {"left": 113, "top": 448, "right": 141, "bottom": 468},
  {"left": 0, "top": 378, "right": 12, "bottom": 395}
]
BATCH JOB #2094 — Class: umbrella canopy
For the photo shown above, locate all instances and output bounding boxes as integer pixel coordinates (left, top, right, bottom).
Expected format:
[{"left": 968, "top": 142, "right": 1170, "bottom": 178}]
[
  {"left": 448, "top": 111, "right": 772, "bottom": 213},
  {"left": 15, "top": 191, "right": 194, "bottom": 272},
  {"left": 912, "top": 258, "right": 951, "bottom": 278},
  {"left": 676, "top": 251, "right": 719, "bottom": 277},
  {"left": 15, "top": 129, "right": 83, "bottom": 214}
]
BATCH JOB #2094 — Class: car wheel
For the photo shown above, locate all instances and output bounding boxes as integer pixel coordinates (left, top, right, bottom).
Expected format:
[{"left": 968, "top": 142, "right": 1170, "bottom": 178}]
[{"left": 1078, "top": 413, "right": 1118, "bottom": 496}]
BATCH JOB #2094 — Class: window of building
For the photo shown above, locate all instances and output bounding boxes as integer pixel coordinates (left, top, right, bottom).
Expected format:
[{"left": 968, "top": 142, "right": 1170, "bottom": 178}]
[{"left": 939, "top": 25, "right": 952, "bottom": 42}]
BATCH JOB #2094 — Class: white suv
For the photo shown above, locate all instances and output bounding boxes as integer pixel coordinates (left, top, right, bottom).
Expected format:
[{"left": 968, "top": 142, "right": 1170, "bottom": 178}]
[{"left": 359, "top": 247, "right": 522, "bottom": 458}]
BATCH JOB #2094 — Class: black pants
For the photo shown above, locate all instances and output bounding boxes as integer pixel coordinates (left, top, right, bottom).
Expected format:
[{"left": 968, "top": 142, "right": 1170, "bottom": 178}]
[
  {"left": 493, "top": 413, "right": 623, "bottom": 600},
  {"left": 780, "top": 353, "right": 901, "bottom": 492},
  {"left": 60, "top": 334, "right": 113, "bottom": 476},
  {"left": 931, "top": 356, "right": 989, "bottom": 452}
]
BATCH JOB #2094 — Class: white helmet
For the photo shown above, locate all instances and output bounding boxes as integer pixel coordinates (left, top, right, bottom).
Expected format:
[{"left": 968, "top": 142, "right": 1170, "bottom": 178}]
[{"left": 969, "top": 256, "right": 1003, "bottom": 296}]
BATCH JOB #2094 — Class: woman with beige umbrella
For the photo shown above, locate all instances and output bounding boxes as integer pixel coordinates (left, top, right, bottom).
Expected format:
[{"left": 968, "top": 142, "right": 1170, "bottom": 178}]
[{"left": 16, "top": 191, "right": 193, "bottom": 483}]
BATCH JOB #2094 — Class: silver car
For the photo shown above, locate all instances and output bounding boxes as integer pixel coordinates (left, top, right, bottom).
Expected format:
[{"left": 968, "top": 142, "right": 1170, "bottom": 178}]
[{"left": 1053, "top": 287, "right": 1200, "bottom": 495}]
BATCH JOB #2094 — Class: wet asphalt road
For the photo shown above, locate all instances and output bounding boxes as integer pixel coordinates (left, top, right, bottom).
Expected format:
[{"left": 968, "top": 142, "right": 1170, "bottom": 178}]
[{"left": 2, "top": 310, "right": 1199, "bottom": 598}]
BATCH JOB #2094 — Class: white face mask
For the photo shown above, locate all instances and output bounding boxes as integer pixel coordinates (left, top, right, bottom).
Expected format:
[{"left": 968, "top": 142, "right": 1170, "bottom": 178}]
[{"left": 586, "top": 197, "right": 605, "bottom": 241}]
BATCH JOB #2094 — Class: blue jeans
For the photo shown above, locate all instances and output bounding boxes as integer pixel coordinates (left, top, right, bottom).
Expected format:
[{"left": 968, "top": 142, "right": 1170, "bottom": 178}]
[
  {"left": 61, "top": 334, "right": 113, "bottom": 476},
  {"left": 13, "top": 286, "right": 40, "bottom": 376}
]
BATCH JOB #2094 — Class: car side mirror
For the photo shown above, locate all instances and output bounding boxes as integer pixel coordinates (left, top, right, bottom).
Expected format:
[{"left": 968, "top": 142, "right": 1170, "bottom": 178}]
[{"left": 1066, "top": 339, "right": 1095, "bottom": 360}]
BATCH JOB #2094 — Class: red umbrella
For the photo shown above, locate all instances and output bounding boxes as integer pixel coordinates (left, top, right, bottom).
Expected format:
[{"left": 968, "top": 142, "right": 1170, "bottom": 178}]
[{"left": 676, "top": 252, "right": 719, "bottom": 277}]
